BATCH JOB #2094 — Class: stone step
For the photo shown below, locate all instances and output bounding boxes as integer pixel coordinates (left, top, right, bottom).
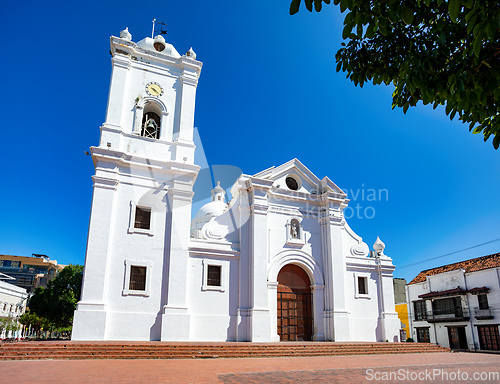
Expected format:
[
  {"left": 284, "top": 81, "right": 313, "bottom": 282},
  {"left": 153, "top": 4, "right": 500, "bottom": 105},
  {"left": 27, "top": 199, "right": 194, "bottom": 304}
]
[
  {"left": 0, "top": 346, "right": 445, "bottom": 353},
  {"left": 0, "top": 342, "right": 450, "bottom": 360},
  {"left": 0, "top": 343, "right": 445, "bottom": 350},
  {"left": 0, "top": 348, "right": 445, "bottom": 356}
]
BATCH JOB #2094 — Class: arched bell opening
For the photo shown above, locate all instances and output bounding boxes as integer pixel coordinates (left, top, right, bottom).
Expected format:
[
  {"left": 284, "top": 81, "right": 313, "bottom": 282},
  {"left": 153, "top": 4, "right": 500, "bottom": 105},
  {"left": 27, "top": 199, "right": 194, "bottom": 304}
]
[
  {"left": 141, "top": 103, "right": 162, "bottom": 139},
  {"left": 277, "top": 264, "right": 313, "bottom": 341}
]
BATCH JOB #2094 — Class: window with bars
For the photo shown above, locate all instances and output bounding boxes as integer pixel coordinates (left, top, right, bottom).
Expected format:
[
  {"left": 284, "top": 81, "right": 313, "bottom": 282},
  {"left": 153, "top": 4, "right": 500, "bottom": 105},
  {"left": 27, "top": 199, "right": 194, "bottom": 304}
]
[
  {"left": 357, "top": 276, "right": 368, "bottom": 295},
  {"left": 129, "top": 266, "right": 147, "bottom": 291},
  {"left": 432, "top": 297, "right": 462, "bottom": 316},
  {"left": 134, "top": 207, "right": 151, "bottom": 230},
  {"left": 478, "top": 294, "right": 489, "bottom": 310},
  {"left": 414, "top": 300, "right": 427, "bottom": 321},
  {"left": 416, "top": 327, "right": 430, "bottom": 343},
  {"left": 207, "top": 265, "right": 221, "bottom": 287}
]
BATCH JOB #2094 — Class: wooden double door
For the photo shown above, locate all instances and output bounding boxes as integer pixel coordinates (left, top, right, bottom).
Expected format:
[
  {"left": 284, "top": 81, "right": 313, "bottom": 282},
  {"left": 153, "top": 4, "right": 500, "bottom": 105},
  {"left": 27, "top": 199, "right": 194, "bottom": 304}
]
[
  {"left": 478, "top": 325, "right": 500, "bottom": 350},
  {"left": 277, "top": 264, "right": 313, "bottom": 341}
]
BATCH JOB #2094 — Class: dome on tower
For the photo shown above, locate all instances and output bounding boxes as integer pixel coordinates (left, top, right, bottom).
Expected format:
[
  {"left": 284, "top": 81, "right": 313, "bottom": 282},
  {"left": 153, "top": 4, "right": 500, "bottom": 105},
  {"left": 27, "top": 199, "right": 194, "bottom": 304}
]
[
  {"left": 194, "top": 200, "right": 227, "bottom": 220},
  {"left": 191, "top": 182, "right": 228, "bottom": 239},
  {"left": 194, "top": 181, "right": 227, "bottom": 220}
]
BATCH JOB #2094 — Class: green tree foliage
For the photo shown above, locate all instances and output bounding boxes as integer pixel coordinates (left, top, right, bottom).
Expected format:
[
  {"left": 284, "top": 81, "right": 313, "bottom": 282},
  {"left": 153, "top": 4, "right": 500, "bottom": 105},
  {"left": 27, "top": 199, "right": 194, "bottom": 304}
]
[
  {"left": 290, "top": 0, "right": 500, "bottom": 149},
  {"left": 28, "top": 265, "right": 84, "bottom": 328}
]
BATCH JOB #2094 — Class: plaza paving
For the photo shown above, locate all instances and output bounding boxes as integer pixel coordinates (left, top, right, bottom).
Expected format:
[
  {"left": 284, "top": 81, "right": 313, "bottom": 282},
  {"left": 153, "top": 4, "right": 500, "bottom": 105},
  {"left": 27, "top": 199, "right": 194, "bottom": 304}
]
[{"left": 1, "top": 351, "right": 499, "bottom": 383}]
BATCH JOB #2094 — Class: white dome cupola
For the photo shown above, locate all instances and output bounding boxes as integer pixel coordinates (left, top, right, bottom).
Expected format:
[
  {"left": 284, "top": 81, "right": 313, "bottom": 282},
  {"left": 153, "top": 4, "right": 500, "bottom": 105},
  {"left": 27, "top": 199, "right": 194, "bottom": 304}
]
[{"left": 190, "top": 182, "right": 228, "bottom": 238}]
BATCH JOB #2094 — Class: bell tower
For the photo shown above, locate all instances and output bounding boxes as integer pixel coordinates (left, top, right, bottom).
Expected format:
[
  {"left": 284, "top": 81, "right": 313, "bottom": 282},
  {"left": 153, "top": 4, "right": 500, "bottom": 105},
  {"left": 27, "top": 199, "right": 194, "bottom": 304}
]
[
  {"left": 99, "top": 27, "right": 202, "bottom": 162},
  {"left": 72, "top": 28, "right": 203, "bottom": 341}
]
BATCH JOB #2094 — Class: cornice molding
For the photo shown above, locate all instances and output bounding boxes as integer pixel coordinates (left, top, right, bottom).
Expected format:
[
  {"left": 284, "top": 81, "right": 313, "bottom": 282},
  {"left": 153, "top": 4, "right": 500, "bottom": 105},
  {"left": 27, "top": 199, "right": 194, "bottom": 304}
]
[{"left": 92, "top": 176, "right": 119, "bottom": 190}]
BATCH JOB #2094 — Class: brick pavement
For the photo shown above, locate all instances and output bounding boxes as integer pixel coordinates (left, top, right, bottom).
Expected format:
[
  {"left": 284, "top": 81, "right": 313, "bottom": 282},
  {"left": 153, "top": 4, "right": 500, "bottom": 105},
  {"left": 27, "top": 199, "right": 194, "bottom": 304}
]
[{"left": 0, "top": 352, "right": 499, "bottom": 384}]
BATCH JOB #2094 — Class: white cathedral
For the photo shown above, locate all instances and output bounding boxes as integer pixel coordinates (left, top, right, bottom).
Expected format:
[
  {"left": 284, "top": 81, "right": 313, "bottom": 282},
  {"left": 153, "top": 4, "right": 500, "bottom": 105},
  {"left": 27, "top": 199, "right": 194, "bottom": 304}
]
[{"left": 71, "top": 29, "right": 400, "bottom": 342}]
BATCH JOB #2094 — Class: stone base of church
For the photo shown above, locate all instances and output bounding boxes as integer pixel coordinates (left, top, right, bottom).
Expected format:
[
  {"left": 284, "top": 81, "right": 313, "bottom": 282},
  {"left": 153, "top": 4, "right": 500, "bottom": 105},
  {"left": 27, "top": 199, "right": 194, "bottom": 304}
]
[
  {"left": 161, "top": 306, "right": 190, "bottom": 341},
  {"left": 72, "top": 303, "right": 107, "bottom": 341},
  {"left": 378, "top": 312, "right": 401, "bottom": 342},
  {"left": 249, "top": 309, "right": 272, "bottom": 342},
  {"left": 331, "top": 311, "right": 351, "bottom": 342}
]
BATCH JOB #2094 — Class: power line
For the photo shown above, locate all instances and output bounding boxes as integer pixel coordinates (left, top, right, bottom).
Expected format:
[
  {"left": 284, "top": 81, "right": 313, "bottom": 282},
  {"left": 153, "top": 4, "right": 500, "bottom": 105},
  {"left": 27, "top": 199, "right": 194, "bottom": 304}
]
[{"left": 397, "top": 237, "right": 500, "bottom": 270}]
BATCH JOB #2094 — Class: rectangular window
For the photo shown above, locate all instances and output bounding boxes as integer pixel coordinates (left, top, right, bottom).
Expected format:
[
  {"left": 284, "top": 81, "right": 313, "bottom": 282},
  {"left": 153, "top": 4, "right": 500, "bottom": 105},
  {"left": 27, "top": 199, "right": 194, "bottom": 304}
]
[
  {"left": 358, "top": 276, "right": 367, "bottom": 295},
  {"left": 414, "top": 300, "right": 427, "bottom": 321},
  {"left": 416, "top": 327, "right": 430, "bottom": 343},
  {"left": 129, "top": 266, "right": 147, "bottom": 291},
  {"left": 432, "top": 297, "right": 462, "bottom": 317},
  {"left": 478, "top": 294, "right": 489, "bottom": 310},
  {"left": 134, "top": 207, "right": 151, "bottom": 230},
  {"left": 207, "top": 265, "right": 222, "bottom": 287}
]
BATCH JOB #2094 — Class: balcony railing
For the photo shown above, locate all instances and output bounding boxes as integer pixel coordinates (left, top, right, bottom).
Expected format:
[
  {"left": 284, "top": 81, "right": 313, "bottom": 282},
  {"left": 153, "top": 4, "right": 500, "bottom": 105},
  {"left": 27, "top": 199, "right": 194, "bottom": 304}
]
[
  {"left": 414, "top": 307, "right": 470, "bottom": 323},
  {"left": 474, "top": 307, "right": 494, "bottom": 320}
]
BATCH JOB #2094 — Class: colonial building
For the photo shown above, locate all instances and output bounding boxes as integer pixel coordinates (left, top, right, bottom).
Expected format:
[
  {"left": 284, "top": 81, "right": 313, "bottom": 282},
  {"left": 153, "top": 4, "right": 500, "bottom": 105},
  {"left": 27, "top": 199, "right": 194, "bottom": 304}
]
[
  {"left": 0, "top": 275, "right": 28, "bottom": 339},
  {"left": 407, "top": 252, "right": 500, "bottom": 351},
  {"left": 72, "top": 29, "right": 400, "bottom": 342}
]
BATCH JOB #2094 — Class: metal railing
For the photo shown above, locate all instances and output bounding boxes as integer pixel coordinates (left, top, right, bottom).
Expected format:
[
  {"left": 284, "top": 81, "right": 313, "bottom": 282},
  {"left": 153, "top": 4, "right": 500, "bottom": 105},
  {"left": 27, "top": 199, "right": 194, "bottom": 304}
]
[
  {"left": 474, "top": 307, "right": 493, "bottom": 319},
  {"left": 414, "top": 307, "right": 470, "bottom": 322}
]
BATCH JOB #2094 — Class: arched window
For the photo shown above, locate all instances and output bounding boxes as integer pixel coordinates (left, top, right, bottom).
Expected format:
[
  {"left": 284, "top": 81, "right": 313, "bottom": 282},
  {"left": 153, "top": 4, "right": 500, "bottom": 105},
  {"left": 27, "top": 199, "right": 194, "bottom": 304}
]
[{"left": 141, "top": 103, "right": 162, "bottom": 139}]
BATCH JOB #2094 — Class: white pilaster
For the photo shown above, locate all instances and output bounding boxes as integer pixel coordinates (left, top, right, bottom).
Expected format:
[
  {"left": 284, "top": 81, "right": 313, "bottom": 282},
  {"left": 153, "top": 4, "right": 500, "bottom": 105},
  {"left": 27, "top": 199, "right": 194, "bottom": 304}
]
[
  {"left": 72, "top": 173, "right": 118, "bottom": 340},
  {"left": 320, "top": 192, "right": 350, "bottom": 341},
  {"left": 161, "top": 188, "right": 194, "bottom": 341},
  {"left": 248, "top": 178, "right": 273, "bottom": 341},
  {"left": 104, "top": 53, "right": 130, "bottom": 129}
]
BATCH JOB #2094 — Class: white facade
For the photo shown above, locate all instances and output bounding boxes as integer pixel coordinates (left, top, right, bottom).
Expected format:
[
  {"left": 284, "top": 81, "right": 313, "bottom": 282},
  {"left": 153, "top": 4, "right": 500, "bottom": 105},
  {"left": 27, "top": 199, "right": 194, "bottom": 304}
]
[
  {"left": 72, "top": 30, "right": 400, "bottom": 342},
  {"left": 0, "top": 277, "right": 28, "bottom": 339},
  {"left": 407, "top": 255, "right": 500, "bottom": 350}
]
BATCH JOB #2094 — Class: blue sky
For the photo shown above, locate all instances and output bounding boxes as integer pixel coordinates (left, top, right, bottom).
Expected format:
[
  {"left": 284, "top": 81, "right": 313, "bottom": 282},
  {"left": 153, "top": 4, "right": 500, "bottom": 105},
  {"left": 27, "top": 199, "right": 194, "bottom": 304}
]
[{"left": 1, "top": 0, "right": 499, "bottom": 282}]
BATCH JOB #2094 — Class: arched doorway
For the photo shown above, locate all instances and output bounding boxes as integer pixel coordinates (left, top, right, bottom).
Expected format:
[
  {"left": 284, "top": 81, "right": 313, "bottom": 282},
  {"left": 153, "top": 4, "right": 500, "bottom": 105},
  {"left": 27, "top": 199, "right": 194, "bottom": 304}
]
[{"left": 277, "top": 264, "right": 313, "bottom": 341}]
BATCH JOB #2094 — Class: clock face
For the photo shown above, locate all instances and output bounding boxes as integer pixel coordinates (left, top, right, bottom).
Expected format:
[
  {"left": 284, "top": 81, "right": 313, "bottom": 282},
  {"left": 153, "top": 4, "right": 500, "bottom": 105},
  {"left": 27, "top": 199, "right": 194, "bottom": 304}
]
[{"left": 146, "top": 82, "right": 163, "bottom": 97}]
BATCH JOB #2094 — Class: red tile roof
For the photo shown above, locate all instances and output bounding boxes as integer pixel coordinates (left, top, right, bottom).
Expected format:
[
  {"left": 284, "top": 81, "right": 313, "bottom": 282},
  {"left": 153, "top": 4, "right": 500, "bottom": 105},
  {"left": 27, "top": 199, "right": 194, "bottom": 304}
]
[{"left": 409, "top": 252, "right": 500, "bottom": 285}]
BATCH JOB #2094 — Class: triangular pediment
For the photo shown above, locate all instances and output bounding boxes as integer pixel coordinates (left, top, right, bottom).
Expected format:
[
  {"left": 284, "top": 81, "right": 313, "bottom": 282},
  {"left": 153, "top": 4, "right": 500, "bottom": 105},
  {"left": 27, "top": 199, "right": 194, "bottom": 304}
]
[{"left": 253, "top": 159, "right": 345, "bottom": 196}]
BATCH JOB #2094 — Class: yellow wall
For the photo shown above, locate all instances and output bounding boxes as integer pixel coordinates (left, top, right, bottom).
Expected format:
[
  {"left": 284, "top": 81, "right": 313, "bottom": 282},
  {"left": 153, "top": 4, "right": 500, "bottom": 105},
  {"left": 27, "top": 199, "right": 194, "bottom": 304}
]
[{"left": 395, "top": 303, "right": 410, "bottom": 340}]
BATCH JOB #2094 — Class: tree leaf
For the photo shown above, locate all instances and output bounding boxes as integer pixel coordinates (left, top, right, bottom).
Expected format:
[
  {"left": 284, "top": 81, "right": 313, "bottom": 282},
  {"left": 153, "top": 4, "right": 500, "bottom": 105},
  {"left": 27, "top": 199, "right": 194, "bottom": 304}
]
[
  {"left": 340, "top": 0, "right": 348, "bottom": 13},
  {"left": 401, "top": 5, "right": 414, "bottom": 25},
  {"left": 342, "top": 24, "right": 352, "bottom": 39},
  {"left": 493, "top": 134, "right": 500, "bottom": 149},
  {"left": 289, "top": 0, "right": 301, "bottom": 15},
  {"left": 448, "top": 0, "right": 460, "bottom": 23},
  {"left": 314, "top": 0, "right": 323, "bottom": 12},
  {"left": 473, "top": 36, "right": 482, "bottom": 57},
  {"left": 469, "top": 91, "right": 478, "bottom": 105},
  {"left": 305, "top": 0, "right": 313, "bottom": 12}
]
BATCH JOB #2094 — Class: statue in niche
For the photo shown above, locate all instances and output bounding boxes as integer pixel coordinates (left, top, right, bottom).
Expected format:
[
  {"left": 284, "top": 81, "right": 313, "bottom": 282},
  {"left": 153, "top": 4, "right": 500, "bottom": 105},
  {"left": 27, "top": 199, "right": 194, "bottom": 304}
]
[{"left": 291, "top": 222, "right": 299, "bottom": 239}]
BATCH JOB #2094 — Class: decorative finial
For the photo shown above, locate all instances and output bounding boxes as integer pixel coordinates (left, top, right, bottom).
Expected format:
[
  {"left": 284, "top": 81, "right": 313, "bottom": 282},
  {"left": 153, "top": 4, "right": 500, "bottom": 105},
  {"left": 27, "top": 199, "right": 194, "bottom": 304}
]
[
  {"left": 186, "top": 47, "right": 196, "bottom": 59},
  {"left": 120, "top": 27, "right": 132, "bottom": 41},
  {"left": 373, "top": 236, "right": 385, "bottom": 255}
]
